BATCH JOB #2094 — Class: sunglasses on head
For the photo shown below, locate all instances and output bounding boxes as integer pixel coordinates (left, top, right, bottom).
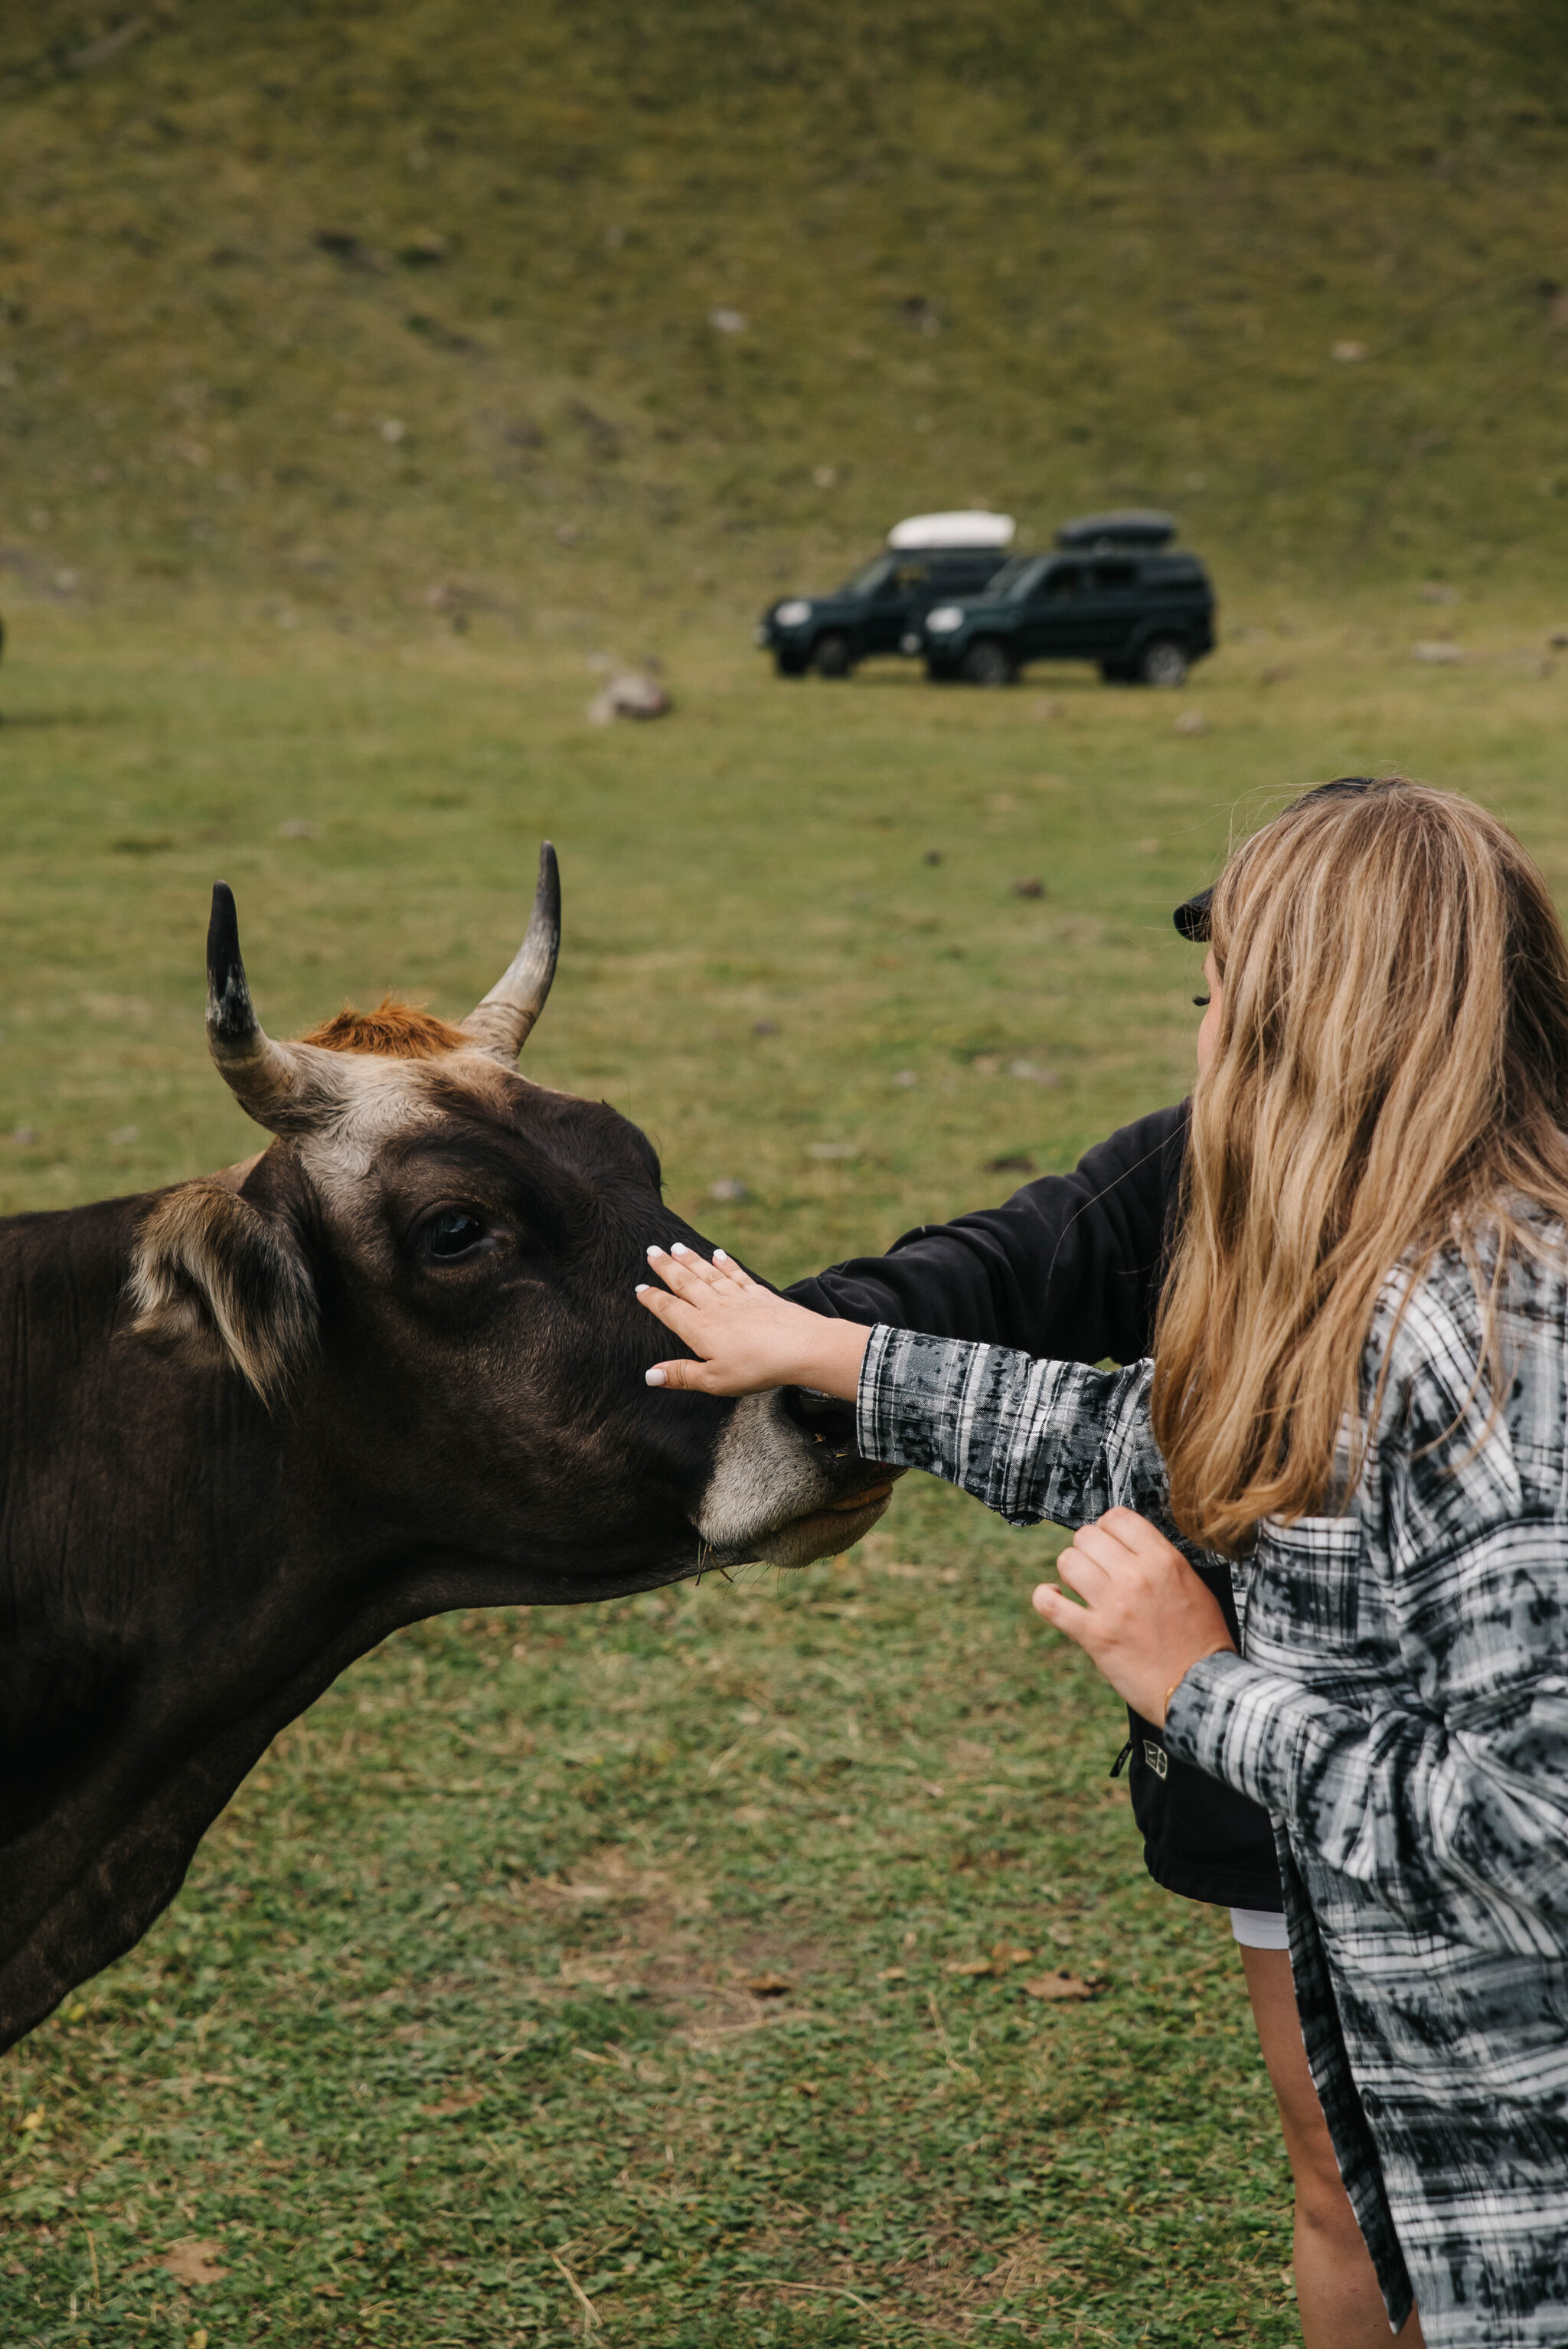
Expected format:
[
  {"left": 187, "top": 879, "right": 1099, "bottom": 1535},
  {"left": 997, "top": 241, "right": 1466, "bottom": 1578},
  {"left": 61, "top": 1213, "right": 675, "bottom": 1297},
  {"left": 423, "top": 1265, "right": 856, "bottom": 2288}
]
[{"left": 1171, "top": 777, "right": 1380, "bottom": 942}]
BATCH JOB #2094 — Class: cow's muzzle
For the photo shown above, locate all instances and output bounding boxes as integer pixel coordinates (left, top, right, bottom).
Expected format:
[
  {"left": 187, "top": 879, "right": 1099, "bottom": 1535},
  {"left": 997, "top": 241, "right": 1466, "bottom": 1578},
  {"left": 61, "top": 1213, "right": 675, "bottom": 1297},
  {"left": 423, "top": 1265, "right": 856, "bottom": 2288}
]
[{"left": 693, "top": 1387, "right": 903, "bottom": 1570}]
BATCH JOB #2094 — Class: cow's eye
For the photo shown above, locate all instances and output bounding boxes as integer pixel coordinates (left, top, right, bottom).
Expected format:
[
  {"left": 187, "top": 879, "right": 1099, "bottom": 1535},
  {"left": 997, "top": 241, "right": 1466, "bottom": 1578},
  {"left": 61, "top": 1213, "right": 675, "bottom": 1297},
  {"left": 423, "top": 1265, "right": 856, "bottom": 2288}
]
[{"left": 422, "top": 1210, "right": 488, "bottom": 1262}]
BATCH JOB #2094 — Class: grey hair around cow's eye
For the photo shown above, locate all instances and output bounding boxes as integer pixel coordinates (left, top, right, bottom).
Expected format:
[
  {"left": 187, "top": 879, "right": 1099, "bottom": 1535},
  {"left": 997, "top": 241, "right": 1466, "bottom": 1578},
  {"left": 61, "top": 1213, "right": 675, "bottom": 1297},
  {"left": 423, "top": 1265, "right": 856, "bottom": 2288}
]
[{"left": 420, "top": 1210, "right": 488, "bottom": 1262}]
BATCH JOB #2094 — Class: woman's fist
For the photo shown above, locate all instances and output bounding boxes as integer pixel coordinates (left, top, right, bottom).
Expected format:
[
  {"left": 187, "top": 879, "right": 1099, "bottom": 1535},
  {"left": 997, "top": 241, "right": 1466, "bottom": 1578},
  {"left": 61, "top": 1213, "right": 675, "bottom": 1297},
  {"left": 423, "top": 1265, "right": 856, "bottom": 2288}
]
[{"left": 1033, "top": 1507, "right": 1233, "bottom": 1724}]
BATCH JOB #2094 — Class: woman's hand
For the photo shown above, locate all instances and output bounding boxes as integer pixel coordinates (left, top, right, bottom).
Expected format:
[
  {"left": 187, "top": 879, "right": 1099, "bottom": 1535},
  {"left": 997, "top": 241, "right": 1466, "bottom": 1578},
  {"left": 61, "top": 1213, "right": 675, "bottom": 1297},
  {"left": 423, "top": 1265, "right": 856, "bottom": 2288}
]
[
  {"left": 635, "top": 1244, "right": 871, "bottom": 1399},
  {"left": 1033, "top": 1508, "right": 1235, "bottom": 1725}
]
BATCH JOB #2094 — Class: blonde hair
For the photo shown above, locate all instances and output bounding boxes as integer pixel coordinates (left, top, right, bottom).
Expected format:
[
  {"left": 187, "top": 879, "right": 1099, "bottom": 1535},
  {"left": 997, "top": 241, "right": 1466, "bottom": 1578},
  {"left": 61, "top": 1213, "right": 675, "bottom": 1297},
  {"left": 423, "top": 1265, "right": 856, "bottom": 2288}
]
[{"left": 1152, "top": 778, "right": 1568, "bottom": 1557}]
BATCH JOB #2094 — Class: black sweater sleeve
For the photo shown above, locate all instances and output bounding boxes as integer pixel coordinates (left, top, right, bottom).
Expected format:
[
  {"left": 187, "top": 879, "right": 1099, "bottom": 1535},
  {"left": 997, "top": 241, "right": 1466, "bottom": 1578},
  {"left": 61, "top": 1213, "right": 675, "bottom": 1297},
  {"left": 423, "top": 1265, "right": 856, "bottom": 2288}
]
[
  {"left": 791, "top": 1099, "right": 1284, "bottom": 1913},
  {"left": 786, "top": 1102, "right": 1187, "bottom": 1367}
]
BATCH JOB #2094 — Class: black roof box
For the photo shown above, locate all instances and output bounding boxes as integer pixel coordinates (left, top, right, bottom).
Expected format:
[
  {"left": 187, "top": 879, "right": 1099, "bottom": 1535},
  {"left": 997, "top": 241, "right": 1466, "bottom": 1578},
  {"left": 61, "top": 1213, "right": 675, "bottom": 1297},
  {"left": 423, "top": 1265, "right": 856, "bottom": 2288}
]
[{"left": 1055, "top": 509, "right": 1176, "bottom": 550}]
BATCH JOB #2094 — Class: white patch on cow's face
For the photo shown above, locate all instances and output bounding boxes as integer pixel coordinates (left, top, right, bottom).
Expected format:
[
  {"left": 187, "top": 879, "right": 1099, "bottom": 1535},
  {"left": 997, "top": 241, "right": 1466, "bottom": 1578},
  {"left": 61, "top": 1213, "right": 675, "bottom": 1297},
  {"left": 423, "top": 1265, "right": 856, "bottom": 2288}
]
[
  {"left": 286, "top": 1049, "right": 527, "bottom": 1202},
  {"left": 696, "top": 1391, "right": 894, "bottom": 1570},
  {"left": 292, "top": 1058, "right": 443, "bottom": 1190}
]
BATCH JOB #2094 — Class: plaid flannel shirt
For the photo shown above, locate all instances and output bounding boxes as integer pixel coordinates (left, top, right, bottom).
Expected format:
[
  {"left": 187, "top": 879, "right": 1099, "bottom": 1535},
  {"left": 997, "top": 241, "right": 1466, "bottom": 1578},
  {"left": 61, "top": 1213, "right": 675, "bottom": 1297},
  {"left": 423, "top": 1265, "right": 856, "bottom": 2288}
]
[{"left": 856, "top": 1229, "right": 1568, "bottom": 2349}]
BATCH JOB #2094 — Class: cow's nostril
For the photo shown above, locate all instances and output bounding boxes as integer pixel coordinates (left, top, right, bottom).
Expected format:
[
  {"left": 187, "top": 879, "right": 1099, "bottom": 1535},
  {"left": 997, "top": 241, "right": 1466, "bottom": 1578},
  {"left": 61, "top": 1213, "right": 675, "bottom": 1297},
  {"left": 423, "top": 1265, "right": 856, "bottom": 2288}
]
[{"left": 780, "top": 1384, "right": 858, "bottom": 1451}]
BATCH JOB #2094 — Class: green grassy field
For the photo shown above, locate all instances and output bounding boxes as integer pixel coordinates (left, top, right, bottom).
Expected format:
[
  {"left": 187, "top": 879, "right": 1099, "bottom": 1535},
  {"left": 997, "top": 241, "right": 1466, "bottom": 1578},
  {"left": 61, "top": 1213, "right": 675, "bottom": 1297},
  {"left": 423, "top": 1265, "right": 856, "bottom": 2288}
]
[
  {"left": 5, "top": 605, "right": 1568, "bottom": 2349},
  {"left": 6, "top": 2, "right": 1568, "bottom": 2341}
]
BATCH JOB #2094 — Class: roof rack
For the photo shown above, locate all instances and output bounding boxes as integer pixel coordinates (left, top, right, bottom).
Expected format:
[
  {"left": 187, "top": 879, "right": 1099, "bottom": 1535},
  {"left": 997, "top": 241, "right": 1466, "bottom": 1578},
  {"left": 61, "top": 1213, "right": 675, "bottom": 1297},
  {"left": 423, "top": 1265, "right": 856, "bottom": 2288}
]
[
  {"left": 887, "top": 511, "right": 1017, "bottom": 550},
  {"left": 1055, "top": 509, "right": 1176, "bottom": 550}
]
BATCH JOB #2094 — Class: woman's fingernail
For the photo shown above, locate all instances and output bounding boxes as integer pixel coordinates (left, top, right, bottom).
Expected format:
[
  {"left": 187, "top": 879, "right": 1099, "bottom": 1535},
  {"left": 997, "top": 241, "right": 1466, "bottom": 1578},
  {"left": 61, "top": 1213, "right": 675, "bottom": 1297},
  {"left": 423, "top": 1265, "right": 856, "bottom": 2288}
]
[
  {"left": 713, "top": 1248, "right": 729, "bottom": 1263},
  {"left": 635, "top": 1283, "right": 649, "bottom": 1294},
  {"left": 647, "top": 1245, "right": 663, "bottom": 1259},
  {"left": 645, "top": 1366, "right": 667, "bottom": 1387},
  {"left": 671, "top": 1241, "right": 689, "bottom": 1256}
]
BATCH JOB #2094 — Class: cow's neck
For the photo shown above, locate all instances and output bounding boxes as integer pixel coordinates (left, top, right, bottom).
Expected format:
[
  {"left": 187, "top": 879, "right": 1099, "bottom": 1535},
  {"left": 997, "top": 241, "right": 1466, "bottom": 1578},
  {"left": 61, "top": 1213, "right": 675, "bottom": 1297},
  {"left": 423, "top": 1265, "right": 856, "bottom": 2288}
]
[{"left": 0, "top": 1192, "right": 408, "bottom": 2051}]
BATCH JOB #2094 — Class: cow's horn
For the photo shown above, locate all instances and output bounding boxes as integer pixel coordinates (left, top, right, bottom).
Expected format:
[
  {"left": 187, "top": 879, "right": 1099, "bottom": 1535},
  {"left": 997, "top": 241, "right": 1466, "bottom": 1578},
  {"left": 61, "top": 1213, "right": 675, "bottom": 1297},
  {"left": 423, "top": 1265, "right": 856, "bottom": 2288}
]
[
  {"left": 459, "top": 841, "right": 560, "bottom": 1063},
  {"left": 206, "top": 882, "right": 310, "bottom": 1132}
]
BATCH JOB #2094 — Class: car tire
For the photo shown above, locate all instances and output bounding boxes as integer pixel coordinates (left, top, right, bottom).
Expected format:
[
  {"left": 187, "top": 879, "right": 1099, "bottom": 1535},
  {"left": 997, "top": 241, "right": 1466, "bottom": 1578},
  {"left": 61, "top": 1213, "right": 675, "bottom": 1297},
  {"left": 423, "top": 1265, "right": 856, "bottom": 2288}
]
[
  {"left": 774, "top": 649, "right": 808, "bottom": 678},
  {"left": 1137, "top": 639, "right": 1189, "bottom": 688},
  {"left": 960, "top": 639, "right": 1016, "bottom": 687},
  {"left": 812, "top": 632, "right": 854, "bottom": 678}
]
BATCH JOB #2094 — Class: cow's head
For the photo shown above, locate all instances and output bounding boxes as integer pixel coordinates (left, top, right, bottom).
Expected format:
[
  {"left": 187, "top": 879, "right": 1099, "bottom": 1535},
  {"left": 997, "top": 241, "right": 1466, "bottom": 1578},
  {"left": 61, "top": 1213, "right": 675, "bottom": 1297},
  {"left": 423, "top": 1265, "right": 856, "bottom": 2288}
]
[{"left": 128, "top": 847, "right": 894, "bottom": 1601}]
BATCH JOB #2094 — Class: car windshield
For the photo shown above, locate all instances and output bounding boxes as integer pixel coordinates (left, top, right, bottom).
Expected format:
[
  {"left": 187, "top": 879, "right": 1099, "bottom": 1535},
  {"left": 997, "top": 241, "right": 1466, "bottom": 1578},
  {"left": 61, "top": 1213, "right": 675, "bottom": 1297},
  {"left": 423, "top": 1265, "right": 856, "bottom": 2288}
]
[
  {"left": 837, "top": 554, "right": 897, "bottom": 598},
  {"left": 972, "top": 554, "right": 1032, "bottom": 601},
  {"left": 985, "top": 555, "right": 1048, "bottom": 600}
]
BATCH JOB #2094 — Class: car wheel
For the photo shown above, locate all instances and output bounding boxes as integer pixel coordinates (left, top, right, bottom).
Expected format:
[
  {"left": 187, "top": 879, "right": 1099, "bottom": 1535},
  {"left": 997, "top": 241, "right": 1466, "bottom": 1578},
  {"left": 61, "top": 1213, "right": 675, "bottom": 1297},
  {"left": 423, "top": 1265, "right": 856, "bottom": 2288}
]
[
  {"left": 774, "top": 649, "right": 808, "bottom": 678},
  {"left": 960, "top": 638, "right": 1016, "bottom": 687},
  {"left": 1137, "top": 639, "right": 1189, "bottom": 688},
  {"left": 812, "top": 632, "right": 854, "bottom": 678}
]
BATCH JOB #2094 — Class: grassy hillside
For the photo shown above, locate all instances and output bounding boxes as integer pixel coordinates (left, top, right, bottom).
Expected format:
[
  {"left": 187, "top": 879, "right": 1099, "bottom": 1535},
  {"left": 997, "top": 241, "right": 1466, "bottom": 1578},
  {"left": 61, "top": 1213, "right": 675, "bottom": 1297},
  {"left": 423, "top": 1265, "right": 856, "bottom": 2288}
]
[{"left": 2, "top": 0, "right": 1568, "bottom": 637}]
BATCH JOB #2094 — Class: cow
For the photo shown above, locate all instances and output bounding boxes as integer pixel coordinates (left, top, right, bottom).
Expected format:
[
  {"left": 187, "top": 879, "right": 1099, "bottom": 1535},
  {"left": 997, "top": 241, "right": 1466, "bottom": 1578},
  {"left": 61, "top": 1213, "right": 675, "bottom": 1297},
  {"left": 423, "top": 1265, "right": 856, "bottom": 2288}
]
[{"left": 0, "top": 847, "right": 895, "bottom": 2053}]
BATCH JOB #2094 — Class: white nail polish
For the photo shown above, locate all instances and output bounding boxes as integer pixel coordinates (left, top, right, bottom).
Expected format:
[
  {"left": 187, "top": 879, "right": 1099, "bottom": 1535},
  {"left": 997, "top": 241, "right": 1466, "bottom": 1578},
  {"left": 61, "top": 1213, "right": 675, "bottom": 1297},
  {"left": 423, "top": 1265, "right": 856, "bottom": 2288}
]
[
  {"left": 671, "top": 1242, "right": 689, "bottom": 1256},
  {"left": 647, "top": 1244, "right": 662, "bottom": 1257},
  {"left": 635, "top": 1283, "right": 649, "bottom": 1294},
  {"left": 645, "top": 1366, "right": 667, "bottom": 1387},
  {"left": 713, "top": 1248, "right": 729, "bottom": 1263}
]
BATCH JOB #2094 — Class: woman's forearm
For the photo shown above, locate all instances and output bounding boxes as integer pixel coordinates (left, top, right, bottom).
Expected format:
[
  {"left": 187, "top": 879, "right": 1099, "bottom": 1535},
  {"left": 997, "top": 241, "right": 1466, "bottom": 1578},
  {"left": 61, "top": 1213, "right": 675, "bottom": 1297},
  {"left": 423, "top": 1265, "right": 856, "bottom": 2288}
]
[
  {"left": 857, "top": 1325, "right": 1168, "bottom": 1531},
  {"left": 1167, "top": 1647, "right": 1568, "bottom": 1953}
]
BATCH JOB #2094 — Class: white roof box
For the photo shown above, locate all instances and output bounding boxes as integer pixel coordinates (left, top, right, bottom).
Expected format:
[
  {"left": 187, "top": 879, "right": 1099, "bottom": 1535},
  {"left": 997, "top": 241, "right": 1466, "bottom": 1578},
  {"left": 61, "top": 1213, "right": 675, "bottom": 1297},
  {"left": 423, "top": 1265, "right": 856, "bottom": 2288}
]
[{"left": 887, "top": 510, "right": 1017, "bottom": 551}]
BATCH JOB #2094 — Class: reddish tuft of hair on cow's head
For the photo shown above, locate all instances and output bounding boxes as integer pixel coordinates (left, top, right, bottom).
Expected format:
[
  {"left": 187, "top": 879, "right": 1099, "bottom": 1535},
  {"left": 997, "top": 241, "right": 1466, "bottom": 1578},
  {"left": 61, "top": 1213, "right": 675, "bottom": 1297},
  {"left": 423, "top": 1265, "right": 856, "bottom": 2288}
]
[{"left": 299, "top": 997, "right": 469, "bottom": 1060}]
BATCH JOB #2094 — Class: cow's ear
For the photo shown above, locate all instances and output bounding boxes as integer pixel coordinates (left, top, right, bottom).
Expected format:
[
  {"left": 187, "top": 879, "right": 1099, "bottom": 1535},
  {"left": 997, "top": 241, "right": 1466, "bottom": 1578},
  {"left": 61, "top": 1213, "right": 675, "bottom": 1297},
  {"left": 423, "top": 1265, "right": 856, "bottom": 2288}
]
[{"left": 127, "top": 1181, "right": 316, "bottom": 1406}]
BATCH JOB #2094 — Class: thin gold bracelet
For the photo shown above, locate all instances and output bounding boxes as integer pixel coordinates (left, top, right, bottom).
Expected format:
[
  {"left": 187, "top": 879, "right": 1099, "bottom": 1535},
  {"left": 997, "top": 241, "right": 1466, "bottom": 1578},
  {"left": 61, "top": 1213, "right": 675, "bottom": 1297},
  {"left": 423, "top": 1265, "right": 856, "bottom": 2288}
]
[{"left": 1162, "top": 1680, "right": 1182, "bottom": 1720}]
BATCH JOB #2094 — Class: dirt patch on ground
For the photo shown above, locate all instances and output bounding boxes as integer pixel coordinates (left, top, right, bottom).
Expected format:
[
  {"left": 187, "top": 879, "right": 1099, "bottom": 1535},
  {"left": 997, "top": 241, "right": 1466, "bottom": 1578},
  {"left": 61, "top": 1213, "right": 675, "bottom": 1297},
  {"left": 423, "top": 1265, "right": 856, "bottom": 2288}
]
[
  {"left": 476, "top": 1844, "right": 836, "bottom": 2038},
  {"left": 734, "top": 2224, "right": 1066, "bottom": 2338}
]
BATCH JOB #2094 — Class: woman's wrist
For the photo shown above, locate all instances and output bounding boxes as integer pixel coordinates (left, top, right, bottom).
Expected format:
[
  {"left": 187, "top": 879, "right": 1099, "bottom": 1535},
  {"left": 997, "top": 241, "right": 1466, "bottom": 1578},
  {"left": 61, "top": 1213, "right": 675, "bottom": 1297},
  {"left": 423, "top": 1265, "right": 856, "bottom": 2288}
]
[
  {"left": 798, "top": 1318, "right": 872, "bottom": 1403},
  {"left": 1158, "top": 1642, "right": 1235, "bottom": 1727}
]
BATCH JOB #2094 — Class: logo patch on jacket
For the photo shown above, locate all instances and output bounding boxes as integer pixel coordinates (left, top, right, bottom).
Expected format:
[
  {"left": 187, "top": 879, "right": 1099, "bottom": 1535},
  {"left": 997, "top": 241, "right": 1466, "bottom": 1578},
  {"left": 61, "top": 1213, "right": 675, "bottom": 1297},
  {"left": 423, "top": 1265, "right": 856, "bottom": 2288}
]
[{"left": 1142, "top": 1738, "right": 1169, "bottom": 1780}]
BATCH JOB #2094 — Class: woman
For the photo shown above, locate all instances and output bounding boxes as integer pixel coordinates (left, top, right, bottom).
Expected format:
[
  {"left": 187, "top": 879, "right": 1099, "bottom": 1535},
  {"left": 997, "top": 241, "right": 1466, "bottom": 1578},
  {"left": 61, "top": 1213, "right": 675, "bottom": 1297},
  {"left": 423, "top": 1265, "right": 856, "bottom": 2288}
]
[
  {"left": 637, "top": 779, "right": 1568, "bottom": 2347},
  {"left": 785, "top": 918, "right": 1406, "bottom": 2342},
  {"left": 786, "top": 809, "right": 1396, "bottom": 2346}
]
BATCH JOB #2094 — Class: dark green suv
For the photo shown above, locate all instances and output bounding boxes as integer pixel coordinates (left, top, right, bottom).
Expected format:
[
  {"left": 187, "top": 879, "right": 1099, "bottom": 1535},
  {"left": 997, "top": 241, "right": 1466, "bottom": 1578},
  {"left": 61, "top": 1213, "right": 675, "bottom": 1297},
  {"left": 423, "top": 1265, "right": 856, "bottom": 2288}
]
[
  {"left": 756, "top": 512, "right": 1016, "bottom": 677},
  {"left": 917, "top": 511, "right": 1214, "bottom": 687}
]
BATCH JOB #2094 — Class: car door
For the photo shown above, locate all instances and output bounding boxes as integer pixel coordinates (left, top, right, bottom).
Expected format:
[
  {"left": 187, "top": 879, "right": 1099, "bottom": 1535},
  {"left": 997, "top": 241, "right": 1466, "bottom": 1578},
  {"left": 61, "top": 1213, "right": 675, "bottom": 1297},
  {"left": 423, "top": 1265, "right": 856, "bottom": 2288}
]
[
  {"left": 1078, "top": 560, "right": 1141, "bottom": 660},
  {"left": 863, "top": 560, "right": 928, "bottom": 652},
  {"left": 1023, "top": 561, "right": 1087, "bottom": 660},
  {"left": 896, "top": 557, "right": 986, "bottom": 652}
]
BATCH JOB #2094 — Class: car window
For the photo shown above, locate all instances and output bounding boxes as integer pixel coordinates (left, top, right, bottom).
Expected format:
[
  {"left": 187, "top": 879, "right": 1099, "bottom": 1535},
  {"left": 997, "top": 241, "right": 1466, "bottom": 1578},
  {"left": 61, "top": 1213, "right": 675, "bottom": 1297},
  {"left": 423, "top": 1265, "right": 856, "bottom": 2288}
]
[
  {"left": 892, "top": 562, "right": 931, "bottom": 592},
  {"left": 988, "top": 555, "right": 1043, "bottom": 597},
  {"left": 1087, "top": 561, "right": 1138, "bottom": 593},
  {"left": 838, "top": 554, "right": 897, "bottom": 598},
  {"left": 1039, "top": 564, "right": 1083, "bottom": 600}
]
